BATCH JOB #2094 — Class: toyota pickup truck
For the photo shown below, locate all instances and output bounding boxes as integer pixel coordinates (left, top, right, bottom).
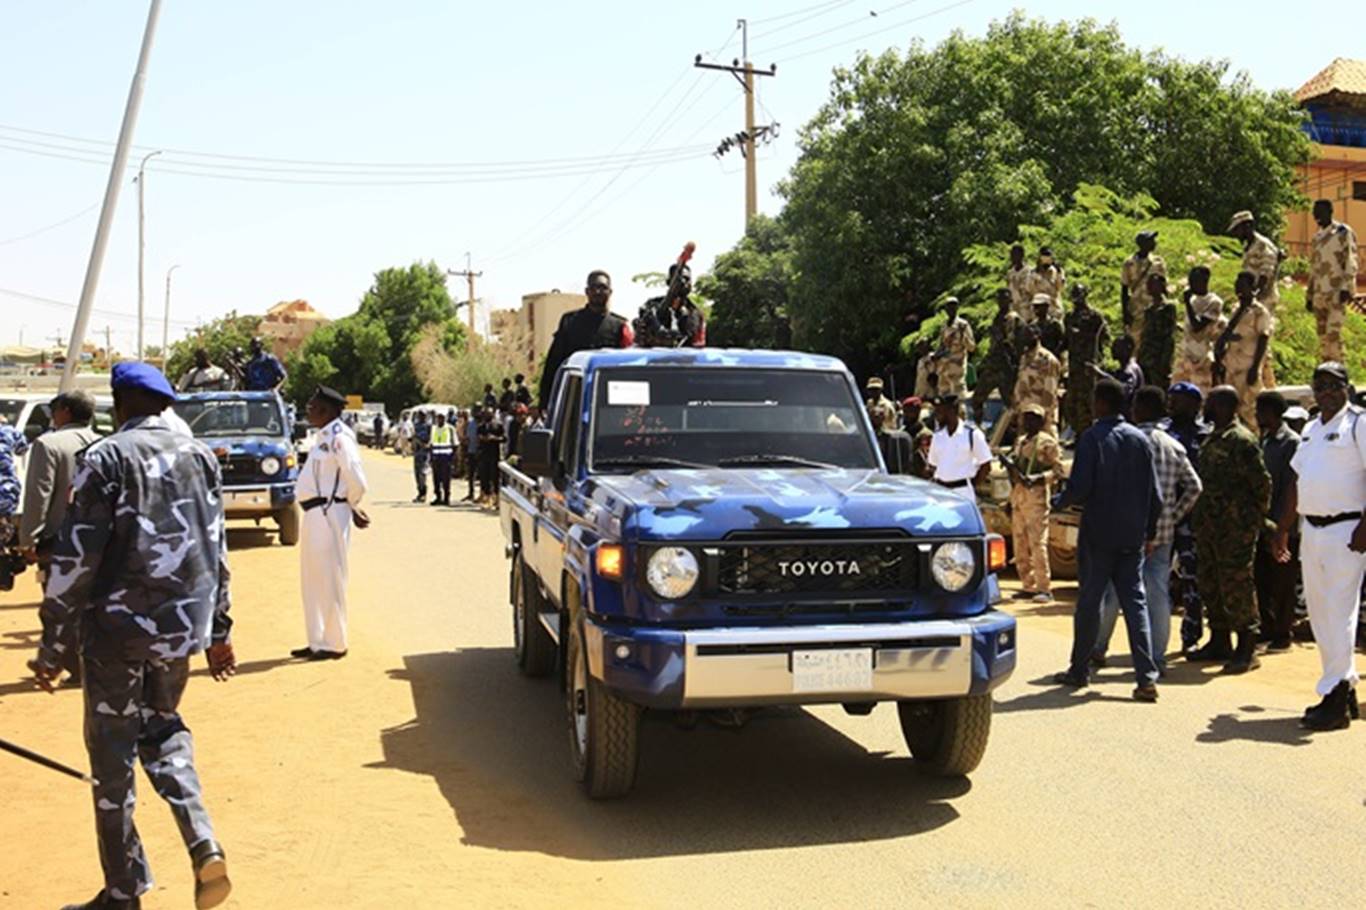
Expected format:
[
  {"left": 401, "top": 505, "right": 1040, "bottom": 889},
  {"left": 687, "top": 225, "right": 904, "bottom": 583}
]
[{"left": 499, "top": 349, "right": 1015, "bottom": 798}]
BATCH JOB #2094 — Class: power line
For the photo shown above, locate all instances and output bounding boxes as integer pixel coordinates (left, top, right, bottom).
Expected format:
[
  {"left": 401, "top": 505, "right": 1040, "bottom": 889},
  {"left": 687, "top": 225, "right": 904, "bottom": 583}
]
[
  {"left": 761, "top": 0, "right": 927, "bottom": 55},
  {"left": 752, "top": 1, "right": 857, "bottom": 38},
  {"left": 774, "top": 0, "right": 979, "bottom": 64},
  {"left": 0, "top": 201, "right": 99, "bottom": 246},
  {"left": 752, "top": 0, "right": 851, "bottom": 24},
  {"left": 0, "top": 286, "right": 199, "bottom": 328}
]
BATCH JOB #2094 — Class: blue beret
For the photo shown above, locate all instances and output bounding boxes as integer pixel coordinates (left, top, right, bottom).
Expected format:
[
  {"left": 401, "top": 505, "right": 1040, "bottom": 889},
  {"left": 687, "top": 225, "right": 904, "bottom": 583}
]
[
  {"left": 1168, "top": 381, "right": 1203, "bottom": 401},
  {"left": 111, "top": 362, "right": 176, "bottom": 399}
]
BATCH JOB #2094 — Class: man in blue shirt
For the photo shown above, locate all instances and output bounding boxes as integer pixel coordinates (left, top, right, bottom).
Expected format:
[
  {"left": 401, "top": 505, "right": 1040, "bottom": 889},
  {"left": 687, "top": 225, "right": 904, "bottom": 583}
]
[
  {"left": 242, "top": 337, "right": 287, "bottom": 392},
  {"left": 1053, "top": 378, "right": 1163, "bottom": 700}
]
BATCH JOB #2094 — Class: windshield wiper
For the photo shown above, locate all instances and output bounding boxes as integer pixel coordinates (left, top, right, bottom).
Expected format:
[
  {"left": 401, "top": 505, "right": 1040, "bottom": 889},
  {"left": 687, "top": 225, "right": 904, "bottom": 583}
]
[
  {"left": 594, "top": 455, "right": 711, "bottom": 471},
  {"left": 717, "top": 454, "right": 839, "bottom": 470}
]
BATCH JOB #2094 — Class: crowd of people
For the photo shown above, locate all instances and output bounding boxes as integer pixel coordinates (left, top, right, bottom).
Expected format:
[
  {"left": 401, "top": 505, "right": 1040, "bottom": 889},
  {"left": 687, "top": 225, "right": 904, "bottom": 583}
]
[
  {"left": 176, "top": 336, "right": 287, "bottom": 393},
  {"left": 864, "top": 200, "right": 1362, "bottom": 725}
]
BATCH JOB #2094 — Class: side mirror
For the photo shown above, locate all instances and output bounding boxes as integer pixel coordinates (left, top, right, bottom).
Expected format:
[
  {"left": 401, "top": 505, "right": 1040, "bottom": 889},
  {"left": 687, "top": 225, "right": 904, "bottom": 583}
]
[
  {"left": 292, "top": 422, "right": 310, "bottom": 441},
  {"left": 520, "top": 428, "right": 555, "bottom": 478}
]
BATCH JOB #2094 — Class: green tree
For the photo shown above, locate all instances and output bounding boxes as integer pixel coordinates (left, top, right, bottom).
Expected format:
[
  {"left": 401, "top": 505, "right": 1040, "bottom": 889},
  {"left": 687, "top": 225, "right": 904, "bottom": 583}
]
[
  {"left": 779, "top": 13, "right": 1309, "bottom": 376},
  {"left": 696, "top": 214, "right": 794, "bottom": 349},
  {"left": 285, "top": 262, "right": 465, "bottom": 411},
  {"left": 911, "top": 184, "right": 1364, "bottom": 384},
  {"left": 164, "top": 312, "right": 261, "bottom": 383}
]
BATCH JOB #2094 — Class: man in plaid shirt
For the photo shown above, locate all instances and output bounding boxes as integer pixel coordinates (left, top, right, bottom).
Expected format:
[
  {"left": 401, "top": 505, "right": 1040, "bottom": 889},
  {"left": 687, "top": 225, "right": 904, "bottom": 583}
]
[{"left": 1093, "top": 386, "right": 1203, "bottom": 674}]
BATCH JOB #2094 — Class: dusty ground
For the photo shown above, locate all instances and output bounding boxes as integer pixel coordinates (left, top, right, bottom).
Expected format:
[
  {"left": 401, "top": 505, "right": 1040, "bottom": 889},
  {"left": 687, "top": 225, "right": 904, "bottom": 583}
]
[{"left": 2, "top": 448, "right": 1364, "bottom": 909}]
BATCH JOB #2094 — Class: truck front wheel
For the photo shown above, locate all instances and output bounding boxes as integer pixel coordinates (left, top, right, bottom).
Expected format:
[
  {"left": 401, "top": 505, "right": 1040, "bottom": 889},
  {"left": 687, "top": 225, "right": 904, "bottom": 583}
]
[
  {"left": 566, "top": 618, "right": 640, "bottom": 798},
  {"left": 897, "top": 695, "right": 993, "bottom": 777},
  {"left": 275, "top": 504, "right": 300, "bottom": 546},
  {"left": 511, "top": 550, "right": 555, "bottom": 677}
]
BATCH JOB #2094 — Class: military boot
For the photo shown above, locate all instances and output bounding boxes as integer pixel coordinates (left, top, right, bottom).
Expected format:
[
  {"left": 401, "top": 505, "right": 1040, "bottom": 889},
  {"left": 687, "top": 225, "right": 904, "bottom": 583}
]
[
  {"left": 1301, "top": 681, "right": 1352, "bottom": 732},
  {"left": 61, "top": 892, "right": 140, "bottom": 910},
  {"left": 1186, "top": 628, "right": 1232, "bottom": 662},
  {"left": 191, "top": 839, "right": 232, "bottom": 910},
  {"left": 1223, "top": 630, "right": 1261, "bottom": 674}
]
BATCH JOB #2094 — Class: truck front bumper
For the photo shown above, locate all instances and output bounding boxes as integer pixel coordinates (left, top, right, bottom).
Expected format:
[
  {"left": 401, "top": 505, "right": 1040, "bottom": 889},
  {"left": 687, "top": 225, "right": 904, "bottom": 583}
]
[
  {"left": 584, "top": 610, "right": 1016, "bottom": 710},
  {"left": 222, "top": 482, "right": 296, "bottom": 518}
]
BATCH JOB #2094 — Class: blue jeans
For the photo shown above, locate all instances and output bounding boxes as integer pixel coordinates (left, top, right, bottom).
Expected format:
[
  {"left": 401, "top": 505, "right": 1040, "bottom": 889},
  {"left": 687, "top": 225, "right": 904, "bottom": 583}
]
[
  {"left": 1095, "top": 542, "right": 1172, "bottom": 671},
  {"left": 1070, "top": 541, "right": 1159, "bottom": 686}
]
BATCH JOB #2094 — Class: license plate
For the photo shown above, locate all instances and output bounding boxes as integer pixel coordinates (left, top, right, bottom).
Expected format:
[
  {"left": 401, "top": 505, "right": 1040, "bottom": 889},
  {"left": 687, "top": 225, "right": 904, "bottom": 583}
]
[
  {"left": 791, "top": 648, "right": 873, "bottom": 693},
  {"left": 226, "top": 490, "right": 269, "bottom": 508}
]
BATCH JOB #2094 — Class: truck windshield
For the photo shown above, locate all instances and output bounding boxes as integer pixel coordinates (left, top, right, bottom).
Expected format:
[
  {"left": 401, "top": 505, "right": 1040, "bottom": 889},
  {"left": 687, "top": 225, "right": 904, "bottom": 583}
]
[
  {"left": 173, "top": 398, "right": 283, "bottom": 437},
  {"left": 590, "top": 368, "right": 878, "bottom": 471}
]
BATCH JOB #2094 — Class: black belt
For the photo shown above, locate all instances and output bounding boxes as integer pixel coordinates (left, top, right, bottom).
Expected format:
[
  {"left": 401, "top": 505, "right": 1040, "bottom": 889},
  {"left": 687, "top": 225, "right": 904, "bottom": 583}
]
[
  {"left": 1304, "top": 512, "right": 1361, "bottom": 528},
  {"left": 300, "top": 496, "right": 347, "bottom": 512},
  {"left": 936, "top": 478, "right": 970, "bottom": 489}
]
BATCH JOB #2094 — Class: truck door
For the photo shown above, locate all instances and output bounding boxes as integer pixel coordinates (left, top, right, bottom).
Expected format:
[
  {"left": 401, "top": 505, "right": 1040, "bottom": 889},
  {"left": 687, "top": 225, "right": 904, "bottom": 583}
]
[{"left": 533, "top": 372, "right": 584, "bottom": 595}]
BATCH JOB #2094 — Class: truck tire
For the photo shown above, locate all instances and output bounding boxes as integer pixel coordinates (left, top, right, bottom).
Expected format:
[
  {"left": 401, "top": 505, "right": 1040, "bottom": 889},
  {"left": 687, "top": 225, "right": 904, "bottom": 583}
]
[
  {"left": 566, "top": 617, "right": 640, "bottom": 799},
  {"left": 511, "top": 550, "right": 556, "bottom": 677},
  {"left": 897, "top": 695, "right": 993, "bottom": 777},
  {"left": 1048, "top": 542, "right": 1077, "bottom": 580},
  {"left": 275, "top": 504, "right": 300, "bottom": 546}
]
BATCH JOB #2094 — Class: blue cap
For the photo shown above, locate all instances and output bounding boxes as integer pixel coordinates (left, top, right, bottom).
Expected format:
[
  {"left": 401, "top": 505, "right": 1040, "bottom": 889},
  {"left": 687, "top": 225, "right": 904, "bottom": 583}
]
[
  {"left": 111, "top": 362, "right": 176, "bottom": 400},
  {"left": 1168, "top": 381, "right": 1203, "bottom": 401}
]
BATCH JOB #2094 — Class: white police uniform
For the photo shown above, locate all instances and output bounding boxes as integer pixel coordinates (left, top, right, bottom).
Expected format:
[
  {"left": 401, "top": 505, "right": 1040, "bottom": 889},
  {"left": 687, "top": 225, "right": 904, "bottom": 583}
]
[
  {"left": 1290, "top": 403, "right": 1366, "bottom": 696},
  {"left": 927, "top": 421, "right": 991, "bottom": 503},
  {"left": 298, "top": 417, "right": 367, "bottom": 653}
]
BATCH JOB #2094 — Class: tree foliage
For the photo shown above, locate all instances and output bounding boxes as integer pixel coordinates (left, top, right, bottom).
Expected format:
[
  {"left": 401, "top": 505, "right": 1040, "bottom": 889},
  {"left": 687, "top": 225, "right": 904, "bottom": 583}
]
[
  {"left": 777, "top": 13, "right": 1310, "bottom": 376},
  {"left": 910, "top": 184, "right": 1364, "bottom": 384},
  {"left": 164, "top": 312, "right": 261, "bottom": 382},
  {"left": 284, "top": 262, "right": 464, "bottom": 411},
  {"left": 411, "top": 320, "right": 535, "bottom": 408},
  {"left": 695, "top": 214, "right": 794, "bottom": 349}
]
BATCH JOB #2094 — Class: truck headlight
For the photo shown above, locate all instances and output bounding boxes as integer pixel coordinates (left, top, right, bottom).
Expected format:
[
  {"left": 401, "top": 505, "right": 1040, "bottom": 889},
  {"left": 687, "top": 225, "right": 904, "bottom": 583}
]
[
  {"left": 931, "top": 541, "right": 976, "bottom": 592},
  {"left": 646, "top": 547, "right": 699, "bottom": 600},
  {"left": 259, "top": 456, "right": 281, "bottom": 476}
]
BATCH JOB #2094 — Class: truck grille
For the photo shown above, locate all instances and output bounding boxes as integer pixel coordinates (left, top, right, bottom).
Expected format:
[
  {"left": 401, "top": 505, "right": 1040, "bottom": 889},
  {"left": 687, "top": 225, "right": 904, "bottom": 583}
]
[
  {"left": 712, "top": 540, "right": 917, "bottom": 596},
  {"left": 219, "top": 455, "right": 260, "bottom": 485}
]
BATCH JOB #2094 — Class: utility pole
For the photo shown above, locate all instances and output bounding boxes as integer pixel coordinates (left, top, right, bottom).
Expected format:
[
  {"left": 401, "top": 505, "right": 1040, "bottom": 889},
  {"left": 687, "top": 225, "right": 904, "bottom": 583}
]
[
  {"left": 695, "top": 19, "right": 776, "bottom": 226},
  {"left": 103, "top": 326, "right": 113, "bottom": 365},
  {"left": 61, "top": 0, "right": 163, "bottom": 392},
  {"left": 162, "top": 263, "right": 181, "bottom": 361},
  {"left": 446, "top": 252, "right": 483, "bottom": 337},
  {"left": 135, "top": 148, "right": 162, "bottom": 361}
]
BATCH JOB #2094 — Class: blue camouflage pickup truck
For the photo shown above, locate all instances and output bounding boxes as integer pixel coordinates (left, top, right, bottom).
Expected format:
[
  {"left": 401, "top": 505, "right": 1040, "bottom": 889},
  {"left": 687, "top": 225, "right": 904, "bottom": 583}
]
[{"left": 499, "top": 348, "right": 1015, "bottom": 798}]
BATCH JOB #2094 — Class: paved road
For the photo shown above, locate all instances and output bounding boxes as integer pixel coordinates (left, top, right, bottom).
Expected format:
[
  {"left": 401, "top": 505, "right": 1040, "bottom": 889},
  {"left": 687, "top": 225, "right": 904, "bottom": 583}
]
[{"left": 2, "top": 448, "right": 1363, "bottom": 908}]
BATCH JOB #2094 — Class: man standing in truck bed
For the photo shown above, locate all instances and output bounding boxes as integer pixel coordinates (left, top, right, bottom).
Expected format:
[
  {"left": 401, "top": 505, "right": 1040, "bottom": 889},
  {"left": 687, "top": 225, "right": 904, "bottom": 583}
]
[{"left": 537, "top": 270, "right": 634, "bottom": 409}]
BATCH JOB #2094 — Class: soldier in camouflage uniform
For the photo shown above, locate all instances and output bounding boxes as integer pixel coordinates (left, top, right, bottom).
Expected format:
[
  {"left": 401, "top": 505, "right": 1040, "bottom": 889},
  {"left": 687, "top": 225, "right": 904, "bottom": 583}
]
[
  {"left": 1121, "top": 231, "right": 1166, "bottom": 344},
  {"left": 1172, "top": 266, "right": 1225, "bottom": 392},
  {"left": 29, "top": 363, "right": 235, "bottom": 910},
  {"left": 1229, "top": 209, "right": 1283, "bottom": 387},
  {"left": 1030, "top": 294, "right": 1066, "bottom": 361},
  {"left": 1006, "top": 403, "right": 1060, "bottom": 600},
  {"left": 1308, "top": 199, "right": 1360, "bottom": 364},
  {"left": 1136, "top": 271, "right": 1177, "bottom": 392},
  {"left": 1162, "top": 383, "right": 1212, "bottom": 651},
  {"left": 912, "top": 341, "right": 938, "bottom": 399},
  {"left": 1062, "top": 283, "right": 1110, "bottom": 435},
  {"left": 971, "top": 289, "right": 1023, "bottom": 422},
  {"left": 1213, "top": 271, "right": 1272, "bottom": 430},
  {"left": 1006, "top": 244, "right": 1033, "bottom": 320},
  {"left": 1013, "top": 324, "right": 1062, "bottom": 433},
  {"left": 1025, "top": 247, "right": 1065, "bottom": 321},
  {"left": 1188, "top": 386, "right": 1271, "bottom": 673},
  {"left": 933, "top": 296, "right": 975, "bottom": 396}
]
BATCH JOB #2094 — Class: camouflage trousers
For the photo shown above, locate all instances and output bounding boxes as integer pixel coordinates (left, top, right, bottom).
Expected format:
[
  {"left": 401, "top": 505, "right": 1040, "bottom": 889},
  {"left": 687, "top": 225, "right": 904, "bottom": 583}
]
[
  {"left": 1010, "top": 489, "right": 1051, "bottom": 593},
  {"left": 1194, "top": 529, "right": 1259, "bottom": 634},
  {"left": 1170, "top": 356, "right": 1213, "bottom": 395},
  {"left": 1062, "top": 375, "right": 1095, "bottom": 435},
  {"left": 1312, "top": 295, "right": 1346, "bottom": 363},
  {"left": 1174, "top": 520, "right": 1203, "bottom": 648},
  {"left": 1228, "top": 370, "right": 1263, "bottom": 431},
  {"left": 83, "top": 655, "right": 216, "bottom": 901},
  {"left": 935, "top": 357, "right": 967, "bottom": 397},
  {"left": 969, "top": 359, "right": 1015, "bottom": 412}
]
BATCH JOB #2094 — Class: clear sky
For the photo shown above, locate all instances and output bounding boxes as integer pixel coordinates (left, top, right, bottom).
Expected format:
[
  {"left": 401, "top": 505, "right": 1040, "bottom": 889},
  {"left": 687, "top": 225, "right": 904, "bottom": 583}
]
[{"left": 0, "top": 1, "right": 1346, "bottom": 352}]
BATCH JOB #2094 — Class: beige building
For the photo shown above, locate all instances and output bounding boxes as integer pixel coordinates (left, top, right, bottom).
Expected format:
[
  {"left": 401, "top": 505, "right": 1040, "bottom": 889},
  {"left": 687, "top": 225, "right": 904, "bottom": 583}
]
[
  {"left": 501, "top": 290, "right": 585, "bottom": 362},
  {"left": 260, "top": 299, "right": 330, "bottom": 359}
]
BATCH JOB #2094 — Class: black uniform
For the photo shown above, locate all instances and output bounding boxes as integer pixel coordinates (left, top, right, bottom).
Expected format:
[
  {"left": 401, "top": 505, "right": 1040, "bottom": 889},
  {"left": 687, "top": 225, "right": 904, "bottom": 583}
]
[
  {"left": 634, "top": 296, "right": 705, "bottom": 348},
  {"left": 538, "top": 307, "right": 632, "bottom": 408}
]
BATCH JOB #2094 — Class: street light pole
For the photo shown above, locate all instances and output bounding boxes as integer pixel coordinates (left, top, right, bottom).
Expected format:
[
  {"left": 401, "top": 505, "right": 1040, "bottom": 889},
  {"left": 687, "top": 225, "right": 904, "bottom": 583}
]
[
  {"left": 162, "top": 263, "right": 181, "bottom": 362},
  {"left": 61, "top": 0, "right": 164, "bottom": 392},
  {"left": 136, "top": 148, "right": 162, "bottom": 361}
]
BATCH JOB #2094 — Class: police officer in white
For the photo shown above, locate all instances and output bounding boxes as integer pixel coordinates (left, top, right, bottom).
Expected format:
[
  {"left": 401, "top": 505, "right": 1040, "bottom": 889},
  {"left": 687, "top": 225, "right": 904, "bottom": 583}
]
[
  {"left": 291, "top": 386, "right": 369, "bottom": 661},
  {"left": 1273, "top": 362, "right": 1364, "bottom": 730},
  {"left": 927, "top": 394, "right": 993, "bottom": 503}
]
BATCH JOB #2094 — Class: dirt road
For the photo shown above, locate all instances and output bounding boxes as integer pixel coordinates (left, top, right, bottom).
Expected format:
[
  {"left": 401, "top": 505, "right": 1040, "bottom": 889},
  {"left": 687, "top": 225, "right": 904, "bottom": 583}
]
[{"left": 2, "top": 448, "right": 1363, "bottom": 908}]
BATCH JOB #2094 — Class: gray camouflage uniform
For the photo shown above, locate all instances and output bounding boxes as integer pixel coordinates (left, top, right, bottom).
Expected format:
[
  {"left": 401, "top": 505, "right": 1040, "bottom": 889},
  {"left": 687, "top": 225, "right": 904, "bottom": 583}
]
[{"left": 36, "top": 414, "right": 232, "bottom": 902}]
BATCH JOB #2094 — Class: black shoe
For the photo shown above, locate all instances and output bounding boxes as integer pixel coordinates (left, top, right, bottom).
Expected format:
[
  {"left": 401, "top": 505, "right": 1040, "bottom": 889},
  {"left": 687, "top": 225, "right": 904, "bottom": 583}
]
[
  {"left": 1222, "top": 631, "right": 1261, "bottom": 674},
  {"left": 1350, "top": 688, "right": 1360, "bottom": 721},
  {"left": 1302, "top": 681, "right": 1352, "bottom": 731},
  {"left": 430, "top": 499, "right": 443, "bottom": 506},
  {"left": 1266, "top": 639, "right": 1292, "bottom": 653},
  {"left": 1132, "top": 684, "right": 1159, "bottom": 702},
  {"left": 1088, "top": 653, "right": 1108, "bottom": 669},
  {"left": 1053, "top": 669, "right": 1089, "bottom": 688},
  {"left": 290, "top": 646, "right": 314, "bottom": 659},
  {"left": 412, "top": 495, "right": 425, "bottom": 503},
  {"left": 62, "top": 891, "right": 140, "bottom": 910},
  {"left": 1186, "top": 630, "right": 1233, "bottom": 662},
  {"left": 308, "top": 649, "right": 347, "bottom": 661},
  {"left": 191, "top": 839, "right": 231, "bottom": 910}
]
